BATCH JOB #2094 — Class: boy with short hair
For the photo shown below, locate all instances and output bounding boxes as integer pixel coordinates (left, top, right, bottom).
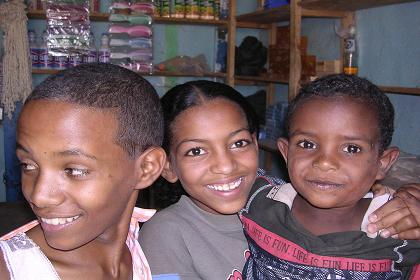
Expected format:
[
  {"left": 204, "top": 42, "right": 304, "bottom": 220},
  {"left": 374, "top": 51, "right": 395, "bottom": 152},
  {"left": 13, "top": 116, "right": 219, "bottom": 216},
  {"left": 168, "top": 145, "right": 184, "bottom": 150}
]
[
  {"left": 241, "top": 74, "right": 420, "bottom": 279},
  {"left": 0, "top": 63, "right": 166, "bottom": 279}
]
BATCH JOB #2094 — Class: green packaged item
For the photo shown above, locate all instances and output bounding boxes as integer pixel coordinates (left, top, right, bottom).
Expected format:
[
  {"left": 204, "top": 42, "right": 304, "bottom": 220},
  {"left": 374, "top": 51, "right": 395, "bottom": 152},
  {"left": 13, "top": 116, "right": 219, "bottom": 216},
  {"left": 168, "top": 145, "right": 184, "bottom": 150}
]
[{"left": 109, "top": 13, "right": 152, "bottom": 25}]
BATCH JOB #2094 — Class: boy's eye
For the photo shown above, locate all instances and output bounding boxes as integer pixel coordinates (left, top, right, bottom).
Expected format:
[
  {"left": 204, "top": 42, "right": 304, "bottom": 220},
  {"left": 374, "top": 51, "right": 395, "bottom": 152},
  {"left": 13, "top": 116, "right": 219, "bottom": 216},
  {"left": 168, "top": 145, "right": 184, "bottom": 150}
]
[
  {"left": 20, "top": 162, "right": 37, "bottom": 172},
  {"left": 343, "top": 144, "right": 361, "bottom": 154},
  {"left": 297, "top": 140, "right": 316, "bottom": 149},
  {"left": 64, "top": 168, "right": 89, "bottom": 178},
  {"left": 230, "top": 139, "right": 251, "bottom": 149},
  {"left": 185, "top": 147, "right": 206, "bottom": 157}
]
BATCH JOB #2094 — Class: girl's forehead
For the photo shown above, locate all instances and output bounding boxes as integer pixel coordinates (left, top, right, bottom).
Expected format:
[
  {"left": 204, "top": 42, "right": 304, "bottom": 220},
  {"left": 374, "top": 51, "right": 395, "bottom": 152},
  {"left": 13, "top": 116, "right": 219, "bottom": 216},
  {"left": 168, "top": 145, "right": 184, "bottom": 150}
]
[{"left": 171, "top": 99, "right": 248, "bottom": 135}]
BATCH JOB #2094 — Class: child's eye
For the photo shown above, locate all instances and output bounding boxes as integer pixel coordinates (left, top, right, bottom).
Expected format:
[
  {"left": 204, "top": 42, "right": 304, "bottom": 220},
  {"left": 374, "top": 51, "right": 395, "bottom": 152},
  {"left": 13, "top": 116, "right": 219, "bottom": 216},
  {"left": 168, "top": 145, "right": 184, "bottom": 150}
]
[
  {"left": 19, "top": 162, "right": 37, "bottom": 172},
  {"left": 185, "top": 147, "right": 206, "bottom": 157},
  {"left": 64, "top": 168, "right": 89, "bottom": 178},
  {"left": 343, "top": 144, "right": 361, "bottom": 154},
  {"left": 230, "top": 139, "right": 251, "bottom": 149},
  {"left": 297, "top": 140, "right": 316, "bottom": 149}
]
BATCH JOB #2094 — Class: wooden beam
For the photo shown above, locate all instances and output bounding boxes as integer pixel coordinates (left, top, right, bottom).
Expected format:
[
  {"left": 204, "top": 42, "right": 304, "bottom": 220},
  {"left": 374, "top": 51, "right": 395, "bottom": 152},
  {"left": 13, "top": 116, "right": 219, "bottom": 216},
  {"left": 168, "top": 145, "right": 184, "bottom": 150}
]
[
  {"left": 289, "top": 0, "right": 302, "bottom": 101},
  {"left": 226, "top": 0, "right": 237, "bottom": 86}
]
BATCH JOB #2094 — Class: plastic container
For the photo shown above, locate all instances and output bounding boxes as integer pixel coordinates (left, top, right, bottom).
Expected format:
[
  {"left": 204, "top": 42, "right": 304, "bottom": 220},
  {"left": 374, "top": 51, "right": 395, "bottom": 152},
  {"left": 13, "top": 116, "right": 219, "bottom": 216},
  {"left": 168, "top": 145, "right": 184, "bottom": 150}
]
[
  {"left": 343, "top": 25, "right": 358, "bottom": 75},
  {"left": 28, "top": 30, "right": 39, "bottom": 68},
  {"left": 98, "top": 33, "right": 111, "bottom": 63}
]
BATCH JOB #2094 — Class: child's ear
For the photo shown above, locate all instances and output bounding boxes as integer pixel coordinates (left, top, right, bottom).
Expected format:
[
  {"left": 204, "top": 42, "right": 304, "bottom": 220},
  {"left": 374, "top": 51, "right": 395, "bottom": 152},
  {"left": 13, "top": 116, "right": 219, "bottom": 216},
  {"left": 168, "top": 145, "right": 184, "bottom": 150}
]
[
  {"left": 277, "top": 137, "right": 289, "bottom": 164},
  {"left": 375, "top": 146, "right": 400, "bottom": 180},
  {"left": 134, "top": 146, "right": 167, "bottom": 190},
  {"left": 161, "top": 159, "right": 179, "bottom": 183}
]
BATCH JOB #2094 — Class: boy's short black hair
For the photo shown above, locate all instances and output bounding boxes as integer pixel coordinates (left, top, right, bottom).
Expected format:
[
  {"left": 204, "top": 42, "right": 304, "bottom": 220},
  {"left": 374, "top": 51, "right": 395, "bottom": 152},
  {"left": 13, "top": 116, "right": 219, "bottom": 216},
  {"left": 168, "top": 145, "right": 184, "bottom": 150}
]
[
  {"left": 285, "top": 74, "right": 394, "bottom": 153},
  {"left": 26, "top": 63, "right": 163, "bottom": 158}
]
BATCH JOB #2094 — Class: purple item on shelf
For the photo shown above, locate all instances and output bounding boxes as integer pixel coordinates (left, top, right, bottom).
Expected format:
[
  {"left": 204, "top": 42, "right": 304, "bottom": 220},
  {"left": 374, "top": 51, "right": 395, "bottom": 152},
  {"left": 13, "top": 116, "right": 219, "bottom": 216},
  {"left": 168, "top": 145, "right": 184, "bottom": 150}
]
[{"left": 109, "top": 25, "right": 152, "bottom": 38}]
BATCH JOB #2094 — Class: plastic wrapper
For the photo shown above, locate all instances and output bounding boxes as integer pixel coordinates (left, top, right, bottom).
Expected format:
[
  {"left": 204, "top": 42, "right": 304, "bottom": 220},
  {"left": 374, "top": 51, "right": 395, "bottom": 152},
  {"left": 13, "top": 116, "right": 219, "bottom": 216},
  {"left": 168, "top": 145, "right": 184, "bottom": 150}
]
[
  {"left": 46, "top": 0, "right": 91, "bottom": 56},
  {"left": 108, "top": 1, "right": 154, "bottom": 73}
]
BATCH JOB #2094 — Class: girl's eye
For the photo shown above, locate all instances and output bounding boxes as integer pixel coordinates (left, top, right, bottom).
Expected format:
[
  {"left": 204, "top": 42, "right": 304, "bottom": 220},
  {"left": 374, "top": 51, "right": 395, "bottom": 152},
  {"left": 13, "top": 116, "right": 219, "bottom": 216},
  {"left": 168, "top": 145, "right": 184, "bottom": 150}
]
[
  {"left": 343, "top": 144, "right": 361, "bottom": 154},
  {"left": 185, "top": 147, "right": 206, "bottom": 157},
  {"left": 64, "top": 168, "right": 89, "bottom": 178},
  {"left": 297, "top": 140, "right": 316, "bottom": 149},
  {"left": 230, "top": 139, "right": 251, "bottom": 149},
  {"left": 20, "top": 162, "right": 37, "bottom": 172}
]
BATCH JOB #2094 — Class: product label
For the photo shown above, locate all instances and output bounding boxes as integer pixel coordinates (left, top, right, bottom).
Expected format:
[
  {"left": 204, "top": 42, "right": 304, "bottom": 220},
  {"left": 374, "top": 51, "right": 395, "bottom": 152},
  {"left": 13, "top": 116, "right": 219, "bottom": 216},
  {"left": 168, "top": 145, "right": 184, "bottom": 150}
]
[
  {"left": 98, "top": 50, "right": 110, "bottom": 63},
  {"left": 345, "top": 39, "right": 356, "bottom": 53}
]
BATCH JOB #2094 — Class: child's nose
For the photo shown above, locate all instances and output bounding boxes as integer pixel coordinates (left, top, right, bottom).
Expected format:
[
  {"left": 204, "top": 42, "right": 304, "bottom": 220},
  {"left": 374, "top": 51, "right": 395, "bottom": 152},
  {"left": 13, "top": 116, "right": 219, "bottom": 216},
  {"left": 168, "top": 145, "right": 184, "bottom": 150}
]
[
  {"left": 312, "top": 151, "right": 339, "bottom": 171},
  {"left": 210, "top": 151, "right": 237, "bottom": 174},
  {"left": 27, "top": 173, "right": 64, "bottom": 208}
]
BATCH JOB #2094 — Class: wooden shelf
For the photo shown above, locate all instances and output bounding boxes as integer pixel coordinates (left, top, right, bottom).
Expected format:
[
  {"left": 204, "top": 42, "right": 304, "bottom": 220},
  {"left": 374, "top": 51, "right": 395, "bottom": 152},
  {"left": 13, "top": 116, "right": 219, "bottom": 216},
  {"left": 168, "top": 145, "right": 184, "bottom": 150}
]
[
  {"left": 235, "top": 75, "right": 289, "bottom": 84},
  {"left": 379, "top": 86, "right": 420, "bottom": 96},
  {"left": 27, "top": 10, "right": 228, "bottom": 26},
  {"left": 236, "top": 0, "right": 417, "bottom": 24},
  {"left": 32, "top": 68, "right": 226, "bottom": 78},
  {"left": 300, "top": 0, "right": 418, "bottom": 11}
]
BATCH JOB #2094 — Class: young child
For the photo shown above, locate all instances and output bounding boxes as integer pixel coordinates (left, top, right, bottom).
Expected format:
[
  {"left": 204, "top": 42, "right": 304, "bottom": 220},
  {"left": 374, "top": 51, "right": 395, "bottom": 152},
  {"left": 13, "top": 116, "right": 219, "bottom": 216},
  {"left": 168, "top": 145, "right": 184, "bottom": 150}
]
[
  {"left": 0, "top": 63, "right": 166, "bottom": 279},
  {"left": 139, "top": 80, "right": 285, "bottom": 279},
  {"left": 240, "top": 74, "right": 420, "bottom": 279},
  {"left": 138, "top": 79, "right": 420, "bottom": 280}
]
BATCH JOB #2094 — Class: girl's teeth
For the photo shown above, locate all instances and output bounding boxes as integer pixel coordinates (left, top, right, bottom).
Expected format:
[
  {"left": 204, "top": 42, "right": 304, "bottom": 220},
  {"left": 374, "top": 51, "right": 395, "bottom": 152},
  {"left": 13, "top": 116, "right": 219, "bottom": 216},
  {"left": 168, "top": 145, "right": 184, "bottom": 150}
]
[
  {"left": 207, "top": 178, "right": 243, "bottom": 191},
  {"left": 41, "top": 215, "right": 79, "bottom": 225}
]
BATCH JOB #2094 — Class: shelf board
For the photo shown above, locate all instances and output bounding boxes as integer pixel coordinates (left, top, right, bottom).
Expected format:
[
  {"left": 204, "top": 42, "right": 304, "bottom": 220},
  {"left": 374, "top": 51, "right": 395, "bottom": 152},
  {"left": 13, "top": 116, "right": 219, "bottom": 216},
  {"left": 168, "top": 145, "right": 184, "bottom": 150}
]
[
  {"left": 301, "top": 0, "right": 418, "bottom": 11},
  {"left": 379, "top": 86, "right": 420, "bottom": 96},
  {"left": 32, "top": 68, "right": 226, "bottom": 78},
  {"left": 27, "top": 10, "right": 228, "bottom": 25},
  {"left": 236, "top": 0, "right": 417, "bottom": 24},
  {"left": 235, "top": 75, "right": 289, "bottom": 84}
]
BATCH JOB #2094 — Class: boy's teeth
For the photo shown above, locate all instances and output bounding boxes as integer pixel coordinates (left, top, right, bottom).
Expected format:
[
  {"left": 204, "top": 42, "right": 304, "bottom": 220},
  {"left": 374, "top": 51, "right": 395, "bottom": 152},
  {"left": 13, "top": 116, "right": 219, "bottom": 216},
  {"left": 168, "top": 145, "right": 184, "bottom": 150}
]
[
  {"left": 207, "top": 178, "right": 242, "bottom": 191},
  {"left": 41, "top": 215, "right": 79, "bottom": 225}
]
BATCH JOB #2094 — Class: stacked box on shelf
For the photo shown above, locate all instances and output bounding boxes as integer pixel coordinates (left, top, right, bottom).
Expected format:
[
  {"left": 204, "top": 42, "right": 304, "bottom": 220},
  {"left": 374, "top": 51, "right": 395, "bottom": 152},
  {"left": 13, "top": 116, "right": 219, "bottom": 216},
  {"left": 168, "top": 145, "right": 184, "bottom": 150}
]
[
  {"left": 108, "top": 1, "right": 154, "bottom": 73},
  {"left": 264, "top": 101, "right": 288, "bottom": 141},
  {"left": 315, "top": 60, "right": 341, "bottom": 78},
  {"left": 268, "top": 26, "right": 316, "bottom": 81}
]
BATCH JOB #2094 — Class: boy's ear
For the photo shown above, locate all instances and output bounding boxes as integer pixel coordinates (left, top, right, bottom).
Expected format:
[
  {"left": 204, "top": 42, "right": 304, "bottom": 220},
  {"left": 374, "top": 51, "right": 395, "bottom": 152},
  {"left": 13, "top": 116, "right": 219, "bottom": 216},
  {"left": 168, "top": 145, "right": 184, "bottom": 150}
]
[
  {"left": 134, "top": 146, "right": 167, "bottom": 190},
  {"left": 375, "top": 146, "right": 400, "bottom": 180},
  {"left": 277, "top": 137, "right": 289, "bottom": 164},
  {"left": 161, "top": 158, "right": 179, "bottom": 183}
]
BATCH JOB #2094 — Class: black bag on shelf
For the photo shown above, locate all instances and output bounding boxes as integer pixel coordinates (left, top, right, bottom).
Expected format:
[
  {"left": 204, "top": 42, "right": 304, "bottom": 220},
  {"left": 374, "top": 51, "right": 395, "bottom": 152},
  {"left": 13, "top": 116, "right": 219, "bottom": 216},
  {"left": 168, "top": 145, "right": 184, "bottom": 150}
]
[{"left": 235, "top": 36, "right": 267, "bottom": 76}]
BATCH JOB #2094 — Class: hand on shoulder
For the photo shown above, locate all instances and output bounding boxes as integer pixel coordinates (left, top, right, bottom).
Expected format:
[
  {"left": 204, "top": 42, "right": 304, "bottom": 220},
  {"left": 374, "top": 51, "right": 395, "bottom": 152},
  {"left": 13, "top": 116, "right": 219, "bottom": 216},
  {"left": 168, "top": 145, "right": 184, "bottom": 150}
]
[{"left": 368, "top": 183, "right": 420, "bottom": 240}]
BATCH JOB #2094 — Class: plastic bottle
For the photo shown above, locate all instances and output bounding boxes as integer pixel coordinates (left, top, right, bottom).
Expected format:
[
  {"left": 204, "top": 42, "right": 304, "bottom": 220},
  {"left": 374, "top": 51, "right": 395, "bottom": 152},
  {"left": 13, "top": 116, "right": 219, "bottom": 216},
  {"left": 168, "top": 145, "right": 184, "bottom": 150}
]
[
  {"left": 38, "top": 30, "right": 53, "bottom": 69},
  {"left": 28, "top": 29, "right": 39, "bottom": 68},
  {"left": 98, "top": 33, "right": 111, "bottom": 63},
  {"left": 219, "top": 0, "right": 229, "bottom": 20},
  {"left": 83, "top": 32, "right": 98, "bottom": 64},
  {"left": 215, "top": 27, "right": 227, "bottom": 72},
  {"left": 343, "top": 25, "right": 358, "bottom": 75}
]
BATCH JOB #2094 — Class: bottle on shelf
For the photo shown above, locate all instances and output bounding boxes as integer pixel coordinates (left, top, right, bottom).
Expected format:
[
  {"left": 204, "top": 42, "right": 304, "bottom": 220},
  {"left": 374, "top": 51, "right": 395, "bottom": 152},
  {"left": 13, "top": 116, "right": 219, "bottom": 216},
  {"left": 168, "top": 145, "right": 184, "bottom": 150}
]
[
  {"left": 185, "top": 0, "right": 200, "bottom": 19},
  {"left": 98, "top": 33, "right": 111, "bottom": 63},
  {"left": 343, "top": 24, "right": 358, "bottom": 75},
  {"left": 214, "top": 27, "right": 227, "bottom": 72},
  {"left": 38, "top": 30, "right": 53, "bottom": 69},
  {"left": 219, "top": 0, "right": 229, "bottom": 20},
  {"left": 83, "top": 32, "right": 98, "bottom": 64},
  {"left": 28, "top": 29, "right": 39, "bottom": 68}
]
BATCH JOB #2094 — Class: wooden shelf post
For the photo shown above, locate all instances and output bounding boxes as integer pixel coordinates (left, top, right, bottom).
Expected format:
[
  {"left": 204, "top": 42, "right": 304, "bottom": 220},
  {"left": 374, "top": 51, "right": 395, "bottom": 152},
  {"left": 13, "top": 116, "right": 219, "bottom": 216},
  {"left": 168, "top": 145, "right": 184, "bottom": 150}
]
[{"left": 289, "top": 0, "right": 302, "bottom": 101}]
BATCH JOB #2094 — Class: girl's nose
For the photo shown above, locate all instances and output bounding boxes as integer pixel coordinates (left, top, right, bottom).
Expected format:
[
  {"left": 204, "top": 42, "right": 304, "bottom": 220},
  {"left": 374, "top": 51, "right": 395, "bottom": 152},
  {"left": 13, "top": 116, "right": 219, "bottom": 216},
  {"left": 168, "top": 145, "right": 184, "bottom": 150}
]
[{"left": 210, "top": 151, "right": 237, "bottom": 174}]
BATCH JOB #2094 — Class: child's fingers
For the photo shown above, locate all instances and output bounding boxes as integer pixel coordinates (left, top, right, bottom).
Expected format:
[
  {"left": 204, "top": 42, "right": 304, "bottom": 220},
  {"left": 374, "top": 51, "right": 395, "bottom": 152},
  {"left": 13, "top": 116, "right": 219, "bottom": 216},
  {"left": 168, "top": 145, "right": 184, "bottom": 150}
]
[
  {"left": 392, "top": 189, "right": 420, "bottom": 240},
  {"left": 371, "top": 183, "right": 395, "bottom": 197}
]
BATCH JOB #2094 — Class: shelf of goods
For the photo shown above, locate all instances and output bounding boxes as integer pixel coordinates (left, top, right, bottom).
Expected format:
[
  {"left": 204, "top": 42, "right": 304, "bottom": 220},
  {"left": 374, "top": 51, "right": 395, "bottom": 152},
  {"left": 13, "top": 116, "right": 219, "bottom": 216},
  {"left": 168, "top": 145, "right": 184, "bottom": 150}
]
[
  {"left": 27, "top": 9, "right": 233, "bottom": 79},
  {"left": 234, "top": 0, "right": 420, "bottom": 99}
]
